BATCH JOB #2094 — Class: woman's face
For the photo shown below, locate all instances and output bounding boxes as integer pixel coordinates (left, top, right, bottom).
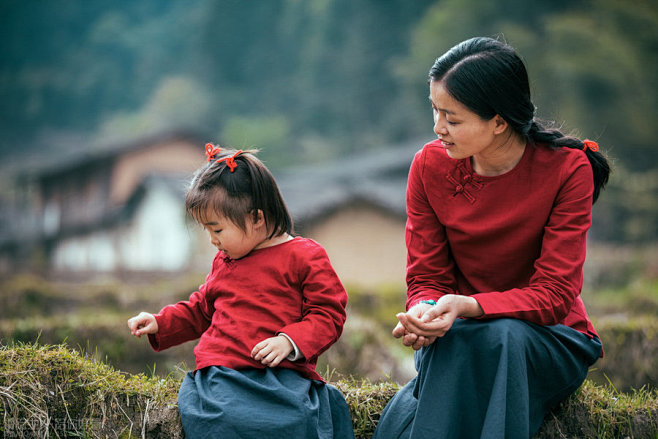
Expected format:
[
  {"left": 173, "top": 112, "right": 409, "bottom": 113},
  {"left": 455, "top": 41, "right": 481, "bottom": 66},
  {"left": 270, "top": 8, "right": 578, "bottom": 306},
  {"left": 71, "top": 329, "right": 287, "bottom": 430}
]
[{"left": 429, "top": 80, "right": 500, "bottom": 161}]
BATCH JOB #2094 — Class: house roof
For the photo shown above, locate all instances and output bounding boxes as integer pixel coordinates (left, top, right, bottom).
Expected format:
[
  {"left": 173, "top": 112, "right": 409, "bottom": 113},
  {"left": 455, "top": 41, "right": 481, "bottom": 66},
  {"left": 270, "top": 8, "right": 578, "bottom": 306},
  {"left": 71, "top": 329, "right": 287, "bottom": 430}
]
[
  {"left": 17, "top": 130, "right": 206, "bottom": 182},
  {"left": 276, "top": 138, "right": 427, "bottom": 223},
  {"left": 1, "top": 136, "right": 430, "bottom": 249}
]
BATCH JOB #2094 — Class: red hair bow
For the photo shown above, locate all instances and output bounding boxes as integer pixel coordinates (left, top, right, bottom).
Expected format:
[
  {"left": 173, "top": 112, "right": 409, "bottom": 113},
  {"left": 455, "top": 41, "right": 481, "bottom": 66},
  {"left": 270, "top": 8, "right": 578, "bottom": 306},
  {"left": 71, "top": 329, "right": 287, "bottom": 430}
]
[
  {"left": 582, "top": 139, "right": 599, "bottom": 152},
  {"left": 204, "top": 143, "right": 243, "bottom": 172},
  {"left": 217, "top": 150, "right": 243, "bottom": 173},
  {"left": 205, "top": 143, "right": 221, "bottom": 161}
]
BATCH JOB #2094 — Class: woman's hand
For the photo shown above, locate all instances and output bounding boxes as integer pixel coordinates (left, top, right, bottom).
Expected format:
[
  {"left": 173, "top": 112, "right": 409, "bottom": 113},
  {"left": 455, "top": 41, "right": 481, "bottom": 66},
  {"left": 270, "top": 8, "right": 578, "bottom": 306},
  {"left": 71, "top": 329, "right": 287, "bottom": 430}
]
[
  {"left": 251, "top": 335, "right": 294, "bottom": 367},
  {"left": 392, "top": 302, "right": 436, "bottom": 350},
  {"left": 127, "top": 312, "right": 158, "bottom": 337},
  {"left": 393, "top": 295, "right": 483, "bottom": 350}
]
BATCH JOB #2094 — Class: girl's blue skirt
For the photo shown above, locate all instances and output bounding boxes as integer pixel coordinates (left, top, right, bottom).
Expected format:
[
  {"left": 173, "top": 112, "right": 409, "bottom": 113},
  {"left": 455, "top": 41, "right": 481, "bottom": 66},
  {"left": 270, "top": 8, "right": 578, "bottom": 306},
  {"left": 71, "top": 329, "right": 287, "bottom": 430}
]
[
  {"left": 372, "top": 318, "right": 602, "bottom": 439},
  {"left": 178, "top": 366, "right": 355, "bottom": 439}
]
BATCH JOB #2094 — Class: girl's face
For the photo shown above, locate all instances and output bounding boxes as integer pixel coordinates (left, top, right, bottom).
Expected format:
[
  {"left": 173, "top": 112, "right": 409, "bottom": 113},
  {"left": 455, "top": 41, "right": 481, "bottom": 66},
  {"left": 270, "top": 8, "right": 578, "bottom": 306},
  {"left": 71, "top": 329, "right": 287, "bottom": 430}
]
[
  {"left": 201, "top": 208, "right": 267, "bottom": 260},
  {"left": 429, "top": 80, "right": 501, "bottom": 161}
]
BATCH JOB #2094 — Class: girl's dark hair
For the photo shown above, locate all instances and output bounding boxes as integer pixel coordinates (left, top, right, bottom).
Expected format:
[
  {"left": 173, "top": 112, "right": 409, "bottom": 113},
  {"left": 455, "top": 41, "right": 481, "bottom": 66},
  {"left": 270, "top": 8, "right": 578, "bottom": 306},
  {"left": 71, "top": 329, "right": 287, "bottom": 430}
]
[
  {"left": 429, "top": 36, "right": 610, "bottom": 203},
  {"left": 185, "top": 147, "right": 293, "bottom": 239}
]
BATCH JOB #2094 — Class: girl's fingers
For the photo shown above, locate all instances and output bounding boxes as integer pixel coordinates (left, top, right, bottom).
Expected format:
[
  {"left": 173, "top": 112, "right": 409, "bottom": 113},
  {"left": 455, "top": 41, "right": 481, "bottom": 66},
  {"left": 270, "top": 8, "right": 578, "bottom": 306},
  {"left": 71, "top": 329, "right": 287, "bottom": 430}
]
[
  {"left": 264, "top": 351, "right": 282, "bottom": 367},
  {"left": 252, "top": 344, "right": 269, "bottom": 360}
]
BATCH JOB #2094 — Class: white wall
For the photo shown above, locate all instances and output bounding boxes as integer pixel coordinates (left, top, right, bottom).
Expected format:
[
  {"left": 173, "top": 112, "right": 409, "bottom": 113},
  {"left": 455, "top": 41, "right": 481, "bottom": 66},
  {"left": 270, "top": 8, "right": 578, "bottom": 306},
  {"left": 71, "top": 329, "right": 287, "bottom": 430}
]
[
  {"left": 52, "top": 183, "right": 193, "bottom": 272},
  {"left": 119, "top": 185, "right": 191, "bottom": 271}
]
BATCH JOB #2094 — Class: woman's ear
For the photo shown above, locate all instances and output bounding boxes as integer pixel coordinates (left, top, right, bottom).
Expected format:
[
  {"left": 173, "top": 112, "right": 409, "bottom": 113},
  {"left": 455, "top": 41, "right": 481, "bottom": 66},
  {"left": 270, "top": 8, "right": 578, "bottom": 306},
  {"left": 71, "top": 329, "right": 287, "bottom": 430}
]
[{"left": 492, "top": 115, "right": 509, "bottom": 135}]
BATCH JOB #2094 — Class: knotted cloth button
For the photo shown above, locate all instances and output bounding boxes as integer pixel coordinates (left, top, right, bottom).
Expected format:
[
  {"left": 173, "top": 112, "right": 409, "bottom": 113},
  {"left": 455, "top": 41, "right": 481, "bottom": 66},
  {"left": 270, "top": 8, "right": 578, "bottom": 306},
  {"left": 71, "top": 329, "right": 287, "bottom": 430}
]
[{"left": 455, "top": 184, "right": 464, "bottom": 193}]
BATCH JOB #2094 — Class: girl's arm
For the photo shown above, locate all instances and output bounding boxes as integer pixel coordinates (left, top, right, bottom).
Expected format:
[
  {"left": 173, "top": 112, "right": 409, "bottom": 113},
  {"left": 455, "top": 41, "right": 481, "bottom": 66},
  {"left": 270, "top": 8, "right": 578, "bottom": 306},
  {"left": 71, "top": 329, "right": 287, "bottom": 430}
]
[
  {"left": 276, "top": 245, "right": 348, "bottom": 362},
  {"left": 148, "top": 288, "right": 214, "bottom": 351},
  {"left": 146, "top": 254, "right": 222, "bottom": 351}
]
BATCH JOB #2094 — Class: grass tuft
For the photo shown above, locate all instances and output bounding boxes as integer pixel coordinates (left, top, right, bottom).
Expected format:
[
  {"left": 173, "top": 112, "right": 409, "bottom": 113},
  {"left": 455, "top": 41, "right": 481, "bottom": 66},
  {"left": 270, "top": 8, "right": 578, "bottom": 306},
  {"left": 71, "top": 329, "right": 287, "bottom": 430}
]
[
  {"left": 1, "top": 341, "right": 656, "bottom": 438},
  {"left": 0, "top": 341, "right": 181, "bottom": 438}
]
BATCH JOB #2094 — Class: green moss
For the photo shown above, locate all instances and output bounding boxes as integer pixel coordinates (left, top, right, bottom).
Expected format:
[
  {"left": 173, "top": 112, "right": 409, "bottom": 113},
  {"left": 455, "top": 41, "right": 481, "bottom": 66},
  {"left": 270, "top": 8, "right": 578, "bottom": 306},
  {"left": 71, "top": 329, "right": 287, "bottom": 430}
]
[
  {"left": 334, "top": 377, "right": 400, "bottom": 438},
  {"left": 535, "top": 380, "right": 658, "bottom": 438},
  {"left": 2, "top": 342, "right": 656, "bottom": 439},
  {"left": 0, "top": 341, "right": 181, "bottom": 438}
]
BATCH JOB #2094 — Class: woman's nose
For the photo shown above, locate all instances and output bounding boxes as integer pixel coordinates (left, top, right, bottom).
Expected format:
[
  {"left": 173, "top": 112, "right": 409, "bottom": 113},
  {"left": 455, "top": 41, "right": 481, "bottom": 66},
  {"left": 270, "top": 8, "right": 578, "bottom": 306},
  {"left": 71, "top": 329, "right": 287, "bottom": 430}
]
[{"left": 433, "top": 116, "right": 447, "bottom": 136}]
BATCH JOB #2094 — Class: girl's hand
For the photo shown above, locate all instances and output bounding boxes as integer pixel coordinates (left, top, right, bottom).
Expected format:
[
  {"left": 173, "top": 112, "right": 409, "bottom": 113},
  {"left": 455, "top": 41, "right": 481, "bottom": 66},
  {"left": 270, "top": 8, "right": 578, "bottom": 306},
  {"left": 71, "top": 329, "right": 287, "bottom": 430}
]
[
  {"left": 251, "top": 335, "right": 293, "bottom": 368},
  {"left": 127, "top": 312, "right": 158, "bottom": 338}
]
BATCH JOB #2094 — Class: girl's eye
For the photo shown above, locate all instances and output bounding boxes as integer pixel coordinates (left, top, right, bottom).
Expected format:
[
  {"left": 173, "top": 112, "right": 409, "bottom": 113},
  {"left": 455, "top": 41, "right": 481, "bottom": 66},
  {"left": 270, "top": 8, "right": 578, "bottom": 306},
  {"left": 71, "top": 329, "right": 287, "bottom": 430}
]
[{"left": 213, "top": 229, "right": 222, "bottom": 234}]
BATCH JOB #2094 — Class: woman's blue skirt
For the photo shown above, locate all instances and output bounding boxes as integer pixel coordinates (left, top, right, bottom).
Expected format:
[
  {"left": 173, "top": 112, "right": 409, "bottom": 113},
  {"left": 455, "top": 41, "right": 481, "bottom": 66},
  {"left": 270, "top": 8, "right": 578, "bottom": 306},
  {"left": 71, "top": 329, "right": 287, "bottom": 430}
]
[
  {"left": 372, "top": 318, "right": 602, "bottom": 439},
  {"left": 177, "top": 366, "right": 355, "bottom": 439}
]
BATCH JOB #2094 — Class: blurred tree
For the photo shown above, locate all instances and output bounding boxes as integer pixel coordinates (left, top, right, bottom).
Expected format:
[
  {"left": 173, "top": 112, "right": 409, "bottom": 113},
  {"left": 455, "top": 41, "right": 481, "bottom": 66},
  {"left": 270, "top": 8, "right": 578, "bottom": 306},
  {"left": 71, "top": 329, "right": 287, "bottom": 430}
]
[
  {"left": 1, "top": 0, "right": 656, "bottom": 241},
  {"left": 0, "top": 0, "right": 209, "bottom": 152},
  {"left": 222, "top": 114, "right": 291, "bottom": 167},
  {"left": 398, "top": 0, "right": 658, "bottom": 171},
  {"left": 396, "top": 0, "right": 658, "bottom": 242},
  {"left": 198, "top": 0, "right": 435, "bottom": 163},
  {"left": 98, "top": 76, "right": 215, "bottom": 144}
]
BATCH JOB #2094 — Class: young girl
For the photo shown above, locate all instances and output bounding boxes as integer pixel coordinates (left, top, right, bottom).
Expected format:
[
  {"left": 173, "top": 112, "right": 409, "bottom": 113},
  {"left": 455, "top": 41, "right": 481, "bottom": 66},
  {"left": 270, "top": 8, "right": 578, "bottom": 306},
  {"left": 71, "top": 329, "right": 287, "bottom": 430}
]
[{"left": 127, "top": 144, "right": 355, "bottom": 439}]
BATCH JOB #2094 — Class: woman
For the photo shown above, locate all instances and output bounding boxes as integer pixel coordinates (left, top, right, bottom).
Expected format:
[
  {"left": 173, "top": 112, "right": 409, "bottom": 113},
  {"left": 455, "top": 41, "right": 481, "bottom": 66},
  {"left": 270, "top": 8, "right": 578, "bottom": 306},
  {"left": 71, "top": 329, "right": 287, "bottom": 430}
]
[{"left": 373, "top": 37, "right": 609, "bottom": 438}]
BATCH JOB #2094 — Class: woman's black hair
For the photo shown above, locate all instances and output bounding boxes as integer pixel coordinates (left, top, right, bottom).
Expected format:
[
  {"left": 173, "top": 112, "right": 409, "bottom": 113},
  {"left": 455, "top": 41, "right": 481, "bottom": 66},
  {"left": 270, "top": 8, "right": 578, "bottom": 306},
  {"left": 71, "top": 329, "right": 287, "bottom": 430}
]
[
  {"left": 186, "top": 147, "right": 293, "bottom": 239},
  {"left": 429, "top": 36, "right": 610, "bottom": 203}
]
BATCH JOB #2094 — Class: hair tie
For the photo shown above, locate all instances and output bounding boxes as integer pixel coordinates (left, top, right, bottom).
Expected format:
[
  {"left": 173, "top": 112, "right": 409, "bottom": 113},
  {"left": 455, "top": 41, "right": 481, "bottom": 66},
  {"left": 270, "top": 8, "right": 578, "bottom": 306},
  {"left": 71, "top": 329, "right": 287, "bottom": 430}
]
[
  {"left": 582, "top": 139, "right": 599, "bottom": 152},
  {"left": 204, "top": 143, "right": 243, "bottom": 172},
  {"left": 216, "top": 150, "right": 243, "bottom": 173},
  {"left": 205, "top": 143, "right": 222, "bottom": 161}
]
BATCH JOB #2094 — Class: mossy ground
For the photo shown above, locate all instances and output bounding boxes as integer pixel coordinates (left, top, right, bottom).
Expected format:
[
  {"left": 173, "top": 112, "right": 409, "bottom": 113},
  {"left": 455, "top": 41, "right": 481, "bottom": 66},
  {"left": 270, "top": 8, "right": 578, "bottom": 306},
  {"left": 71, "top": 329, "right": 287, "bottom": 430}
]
[
  {"left": 1, "top": 343, "right": 657, "bottom": 438},
  {"left": 0, "top": 342, "right": 182, "bottom": 438}
]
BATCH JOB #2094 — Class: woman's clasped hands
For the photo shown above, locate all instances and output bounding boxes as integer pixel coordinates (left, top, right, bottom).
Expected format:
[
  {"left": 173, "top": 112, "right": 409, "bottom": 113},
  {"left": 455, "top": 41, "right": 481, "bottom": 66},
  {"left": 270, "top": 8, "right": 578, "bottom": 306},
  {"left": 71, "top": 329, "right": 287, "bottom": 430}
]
[{"left": 393, "top": 294, "right": 483, "bottom": 350}]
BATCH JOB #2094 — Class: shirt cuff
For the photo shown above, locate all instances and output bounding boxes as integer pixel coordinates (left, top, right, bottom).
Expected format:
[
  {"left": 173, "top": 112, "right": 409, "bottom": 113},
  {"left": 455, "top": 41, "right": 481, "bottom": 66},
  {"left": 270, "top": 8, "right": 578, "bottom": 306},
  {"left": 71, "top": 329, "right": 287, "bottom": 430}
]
[{"left": 278, "top": 332, "right": 303, "bottom": 361}]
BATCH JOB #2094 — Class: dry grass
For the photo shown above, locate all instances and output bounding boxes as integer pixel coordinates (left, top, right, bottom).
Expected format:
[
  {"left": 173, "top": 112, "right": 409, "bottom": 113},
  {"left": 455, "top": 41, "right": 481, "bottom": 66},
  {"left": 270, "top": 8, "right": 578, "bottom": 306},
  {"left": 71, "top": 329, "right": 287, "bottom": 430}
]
[
  {"left": 1, "top": 342, "right": 657, "bottom": 438},
  {"left": 0, "top": 341, "right": 181, "bottom": 438}
]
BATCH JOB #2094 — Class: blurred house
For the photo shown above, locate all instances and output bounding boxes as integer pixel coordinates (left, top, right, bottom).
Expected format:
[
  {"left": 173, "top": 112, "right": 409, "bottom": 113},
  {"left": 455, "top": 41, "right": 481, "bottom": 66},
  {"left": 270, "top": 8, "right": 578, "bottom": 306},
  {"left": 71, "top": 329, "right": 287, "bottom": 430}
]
[
  {"left": 0, "top": 132, "right": 211, "bottom": 274},
  {"left": 1, "top": 132, "right": 426, "bottom": 287},
  {"left": 277, "top": 143, "right": 423, "bottom": 287}
]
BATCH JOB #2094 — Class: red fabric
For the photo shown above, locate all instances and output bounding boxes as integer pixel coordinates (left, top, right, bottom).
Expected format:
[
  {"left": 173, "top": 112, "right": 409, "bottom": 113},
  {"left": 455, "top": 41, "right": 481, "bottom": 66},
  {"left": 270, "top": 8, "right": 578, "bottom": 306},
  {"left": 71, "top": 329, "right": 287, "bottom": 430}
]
[
  {"left": 405, "top": 140, "right": 600, "bottom": 343},
  {"left": 148, "top": 237, "right": 348, "bottom": 381}
]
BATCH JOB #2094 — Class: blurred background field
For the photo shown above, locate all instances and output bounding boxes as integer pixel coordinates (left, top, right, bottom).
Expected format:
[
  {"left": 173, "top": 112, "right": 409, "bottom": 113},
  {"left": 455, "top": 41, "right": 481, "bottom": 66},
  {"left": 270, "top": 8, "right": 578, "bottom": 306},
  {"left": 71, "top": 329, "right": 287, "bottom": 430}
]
[
  {"left": 1, "top": 0, "right": 657, "bottom": 396},
  {"left": 1, "top": 242, "right": 657, "bottom": 392}
]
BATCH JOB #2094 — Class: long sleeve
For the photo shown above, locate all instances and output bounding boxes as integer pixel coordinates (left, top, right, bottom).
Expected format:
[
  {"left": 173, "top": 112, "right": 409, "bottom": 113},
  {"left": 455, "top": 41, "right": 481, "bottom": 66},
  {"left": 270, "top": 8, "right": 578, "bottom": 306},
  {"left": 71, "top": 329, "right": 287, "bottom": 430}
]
[
  {"left": 148, "top": 260, "right": 217, "bottom": 352},
  {"left": 404, "top": 141, "right": 598, "bottom": 338},
  {"left": 405, "top": 148, "right": 458, "bottom": 309},
  {"left": 472, "top": 154, "right": 593, "bottom": 326},
  {"left": 154, "top": 238, "right": 347, "bottom": 381},
  {"left": 278, "top": 244, "right": 348, "bottom": 361}
]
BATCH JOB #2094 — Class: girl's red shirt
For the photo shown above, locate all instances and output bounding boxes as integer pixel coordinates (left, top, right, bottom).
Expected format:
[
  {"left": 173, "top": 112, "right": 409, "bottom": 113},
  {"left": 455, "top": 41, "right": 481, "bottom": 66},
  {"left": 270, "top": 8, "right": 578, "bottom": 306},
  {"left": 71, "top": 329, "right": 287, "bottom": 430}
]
[
  {"left": 149, "top": 237, "right": 348, "bottom": 381},
  {"left": 406, "top": 140, "right": 600, "bottom": 344}
]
